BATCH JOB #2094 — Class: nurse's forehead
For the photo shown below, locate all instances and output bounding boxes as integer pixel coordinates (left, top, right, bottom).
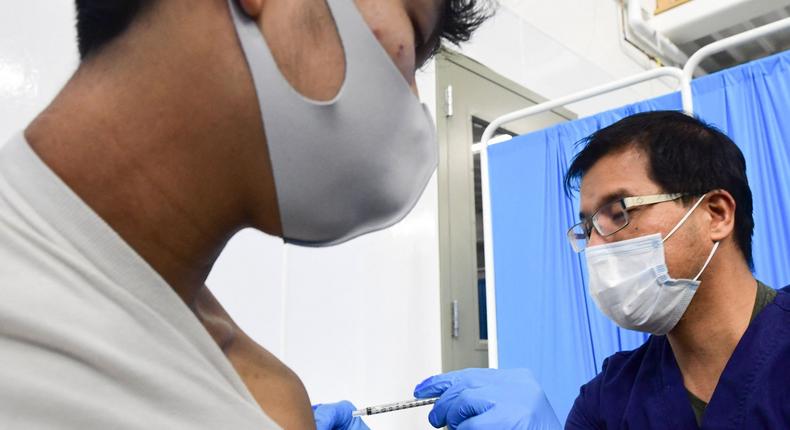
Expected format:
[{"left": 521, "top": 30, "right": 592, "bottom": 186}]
[{"left": 578, "top": 148, "right": 658, "bottom": 216}]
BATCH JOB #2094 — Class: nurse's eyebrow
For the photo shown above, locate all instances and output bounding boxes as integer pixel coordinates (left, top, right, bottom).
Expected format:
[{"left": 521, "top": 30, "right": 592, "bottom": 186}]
[{"left": 578, "top": 189, "right": 631, "bottom": 220}]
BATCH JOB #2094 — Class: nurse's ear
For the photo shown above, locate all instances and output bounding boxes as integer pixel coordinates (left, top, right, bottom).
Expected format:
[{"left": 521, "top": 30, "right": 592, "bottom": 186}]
[
  {"left": 239, "top": 0, "right": 264, "bottom": 17},
  {"left": 705, "top": 189, "right": 737, "bottom": 243}
]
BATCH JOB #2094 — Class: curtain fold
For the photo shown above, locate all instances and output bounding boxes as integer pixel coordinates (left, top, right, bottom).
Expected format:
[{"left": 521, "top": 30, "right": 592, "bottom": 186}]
[{"left": 488, "top": 49, "right": 790, "bottom": 423}]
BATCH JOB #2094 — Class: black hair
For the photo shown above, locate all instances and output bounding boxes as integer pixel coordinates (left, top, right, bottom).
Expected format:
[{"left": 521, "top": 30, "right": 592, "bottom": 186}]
[
  {"left": 75, "top": 0, "right": 496, "bottom": 61},
  {"left": 75, "top": 0, "right": 151, "bottom": 59},
  {"left": 428, "top": 0, "right": 496, "bottom": 57},
  {"left": 564, "top": 111, "right": 755, "bottom": 268}
]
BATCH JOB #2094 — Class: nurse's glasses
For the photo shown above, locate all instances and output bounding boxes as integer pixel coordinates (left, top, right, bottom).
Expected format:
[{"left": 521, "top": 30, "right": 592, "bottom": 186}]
[{"left": 567, "top": 193, "right": 684, "bottom": 253}]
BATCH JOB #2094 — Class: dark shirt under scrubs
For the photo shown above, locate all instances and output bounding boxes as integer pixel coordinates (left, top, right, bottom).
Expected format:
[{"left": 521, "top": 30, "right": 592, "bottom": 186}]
[
  {"left": 566, "top": 281, "right": 790, "bottom": 429},
  {"left": 686, "top": 281, "right": 777, "bottom": 426}
]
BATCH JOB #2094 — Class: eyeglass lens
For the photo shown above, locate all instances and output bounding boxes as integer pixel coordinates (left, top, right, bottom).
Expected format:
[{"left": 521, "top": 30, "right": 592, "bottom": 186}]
[{"left": 568, "top": 200, "right": 629, "bottom": 252}]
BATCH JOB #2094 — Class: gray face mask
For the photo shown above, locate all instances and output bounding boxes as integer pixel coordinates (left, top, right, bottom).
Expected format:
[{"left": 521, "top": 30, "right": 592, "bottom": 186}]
[{"left": 228, "top": 0, "right": 437, "bottom": 247}]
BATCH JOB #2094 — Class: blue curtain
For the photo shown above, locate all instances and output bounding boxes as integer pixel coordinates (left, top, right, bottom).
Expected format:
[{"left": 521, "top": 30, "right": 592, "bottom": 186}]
[{"left": 488, "top": 49, "right": 790, "bottom": 424}]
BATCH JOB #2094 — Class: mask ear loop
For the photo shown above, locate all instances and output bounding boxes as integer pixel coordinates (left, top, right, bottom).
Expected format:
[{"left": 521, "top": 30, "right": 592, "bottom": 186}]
[
  {"left": 663, "top": 193, "right": 708, "bottom": 243},
  {"left": 693, "top": 241, "right": 720, "bottom": 281}
]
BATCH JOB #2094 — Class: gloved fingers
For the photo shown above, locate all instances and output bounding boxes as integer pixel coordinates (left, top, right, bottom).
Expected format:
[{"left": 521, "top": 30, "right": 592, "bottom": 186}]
[
  {"left": 528, "top": 399, "right": 563, "bottom": 430},
  {"left": 348, "top": 416, "right": 372, "bottom": 430},
  {"left": 425, "top": 390, "right": 456, "bottom": 427},
  {"left": 452, "top": 398, "right": 562, "bottom": 430},
  {"left": 327, "top": 400, "right": 356, "bottom": 426},
  {"left": 425, "top": 382, "right": 480, "bottom": 428},
  {"left": 313, "top": 400, "right": 356, "bottom": 430},
  {"left": 445, "top": 392, "right": 495, "bottom": 429},
  {"left": 454, "top": 407, "right": 563, "bottom": 430},
  {"left": 414, "top": 374, "right": 456, "bottom": 398},
  {"left": 454, "top": 411, "right": 503, "bottom": 430},
  {"left": 415, "top": 368, "right": 491, "bottom": 398}
]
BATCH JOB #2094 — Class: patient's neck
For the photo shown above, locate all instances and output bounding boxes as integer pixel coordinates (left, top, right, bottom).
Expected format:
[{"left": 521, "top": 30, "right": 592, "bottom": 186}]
[{"left": 25, "top": 34, "right": 254, "bottom": 304}]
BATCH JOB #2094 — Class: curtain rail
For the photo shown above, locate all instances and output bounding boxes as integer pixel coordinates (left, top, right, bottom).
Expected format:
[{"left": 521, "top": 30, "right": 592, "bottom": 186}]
[{"left": 681, "top": 16, "right": 790, "bottom": 113}]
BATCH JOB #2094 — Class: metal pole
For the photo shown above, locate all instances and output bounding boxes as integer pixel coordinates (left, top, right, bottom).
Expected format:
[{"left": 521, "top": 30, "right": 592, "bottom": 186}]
[{"left": 682, "top": 16, "right": 790, "bottom": 113}]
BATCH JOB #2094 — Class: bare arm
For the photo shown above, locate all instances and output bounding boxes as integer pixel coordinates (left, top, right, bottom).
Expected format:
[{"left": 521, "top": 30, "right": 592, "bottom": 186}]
[{"left": 193, "top": 286, "right": 316, "bottom": 430}]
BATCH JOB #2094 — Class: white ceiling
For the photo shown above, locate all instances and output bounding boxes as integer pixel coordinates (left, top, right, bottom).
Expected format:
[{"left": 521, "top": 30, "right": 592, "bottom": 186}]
[
  {"left": 677, "top": 4, "right": 790, "bottom": 73},
  {"left": 651, "top": 0, "right": 790, "bottom": 74}
]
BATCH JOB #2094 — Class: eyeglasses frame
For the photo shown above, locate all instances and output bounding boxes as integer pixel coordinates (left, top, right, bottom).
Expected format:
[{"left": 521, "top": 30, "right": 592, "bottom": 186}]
[{"left": 567, "top": 193, "right": 685, "bottom": 252}]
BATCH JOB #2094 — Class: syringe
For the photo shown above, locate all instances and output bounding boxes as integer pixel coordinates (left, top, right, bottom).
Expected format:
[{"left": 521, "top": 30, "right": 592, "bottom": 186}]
[{"left": 351, "top": 397, "right": 439, "bottom": 417}]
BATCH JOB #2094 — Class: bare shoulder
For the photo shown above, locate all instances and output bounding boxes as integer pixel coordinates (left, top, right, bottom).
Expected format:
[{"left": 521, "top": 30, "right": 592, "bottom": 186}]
[{"left": 194, "top": 286, "right": 316, "bottom": 430}]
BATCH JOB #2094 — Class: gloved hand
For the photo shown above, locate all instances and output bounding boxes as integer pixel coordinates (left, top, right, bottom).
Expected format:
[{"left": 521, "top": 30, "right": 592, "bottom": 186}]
[
  {"left": 313, "top": 401, "right": 371, "bottom": 430},
  {"left": 414, "top": 368, "right": 562, "bottom": 430}
]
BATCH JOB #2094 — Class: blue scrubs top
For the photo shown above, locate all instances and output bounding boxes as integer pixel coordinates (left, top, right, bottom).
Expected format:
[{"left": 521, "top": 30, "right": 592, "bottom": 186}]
[{"left": 566, "top": 286, "right": 790, "bottom": 429}]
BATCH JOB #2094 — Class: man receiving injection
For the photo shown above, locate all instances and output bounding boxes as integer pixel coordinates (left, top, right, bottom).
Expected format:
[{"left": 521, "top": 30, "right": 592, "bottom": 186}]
[{"left": 0, "top": 0, "right": 492, "bottom": 429}]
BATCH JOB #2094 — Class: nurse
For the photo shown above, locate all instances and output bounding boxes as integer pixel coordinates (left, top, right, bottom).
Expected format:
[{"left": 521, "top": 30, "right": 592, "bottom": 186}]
[
  {"left": 321, "top": 111, "right": 790, "bottom": 429},
  {"left": 415, "top": 111, "right": 790, "bottom": 429}
]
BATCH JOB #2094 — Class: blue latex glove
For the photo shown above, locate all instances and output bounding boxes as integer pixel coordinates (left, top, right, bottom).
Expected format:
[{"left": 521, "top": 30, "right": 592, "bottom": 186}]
[
  {"left": 313, "top": 401, "right": 371, "bottom": 430},
  {"left": 414, "top": 368, "right": 562, "bottom": 430}
]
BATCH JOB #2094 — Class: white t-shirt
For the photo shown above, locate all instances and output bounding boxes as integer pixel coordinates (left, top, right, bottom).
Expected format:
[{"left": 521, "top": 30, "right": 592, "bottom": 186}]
[{"left": 0, "top": 133, "right": 281, "bottom": 430}]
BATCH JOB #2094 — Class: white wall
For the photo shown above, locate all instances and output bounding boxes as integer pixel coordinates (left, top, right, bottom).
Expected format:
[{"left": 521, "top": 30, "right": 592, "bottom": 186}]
[
  {"left": 0, "top": 2, "right": 78, "bottom": 143},
  {"left": 1, "top": 1, "right": 669, "bottom": 429}
]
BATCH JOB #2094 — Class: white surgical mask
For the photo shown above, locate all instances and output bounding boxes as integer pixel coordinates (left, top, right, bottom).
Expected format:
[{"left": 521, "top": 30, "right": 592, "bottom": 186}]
[
  {"left": 585, "top": 195, "right": 719, "bottom": 335},
  {"left": 228, "top": 0, "right": 437, "bottom": 246}
]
